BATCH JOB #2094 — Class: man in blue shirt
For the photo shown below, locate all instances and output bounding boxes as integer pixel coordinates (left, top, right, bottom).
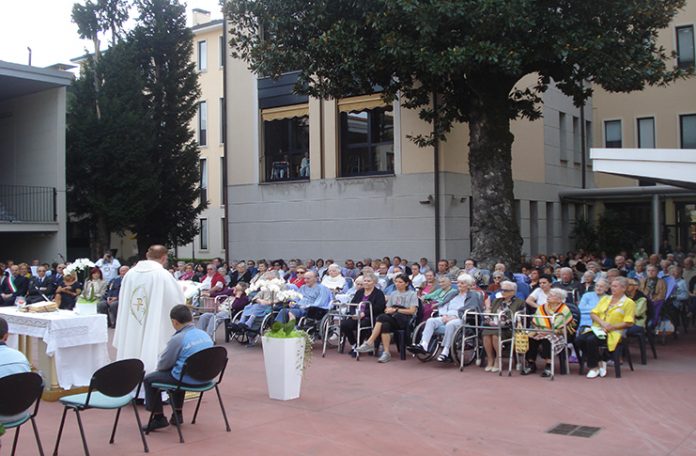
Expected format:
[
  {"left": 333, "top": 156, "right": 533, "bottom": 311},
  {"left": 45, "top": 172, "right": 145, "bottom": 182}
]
[
  {"left": 142, "top": 305, "right": 212, "bottom": 432},
  {"left": 0, "top": 316, "right": 32, "bottom": 423},
  {"left": 275, "top": 271, "right": 332, "bottom": 323}
]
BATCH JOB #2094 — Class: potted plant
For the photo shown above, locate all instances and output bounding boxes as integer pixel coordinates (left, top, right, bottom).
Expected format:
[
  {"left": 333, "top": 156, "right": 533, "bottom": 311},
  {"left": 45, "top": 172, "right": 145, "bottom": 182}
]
[
  {"left": 66, "top": 258, "right": 97, "bottom": 315},
  {"left": 260, "top": 288, "right": 311, "bottom": 401}
]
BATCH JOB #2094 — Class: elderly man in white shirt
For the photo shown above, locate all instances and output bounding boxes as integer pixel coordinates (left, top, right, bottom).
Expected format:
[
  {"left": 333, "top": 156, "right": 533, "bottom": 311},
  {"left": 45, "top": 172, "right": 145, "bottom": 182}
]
[{"left": 407, "top": 274, "right": 483, "bottom": 363}]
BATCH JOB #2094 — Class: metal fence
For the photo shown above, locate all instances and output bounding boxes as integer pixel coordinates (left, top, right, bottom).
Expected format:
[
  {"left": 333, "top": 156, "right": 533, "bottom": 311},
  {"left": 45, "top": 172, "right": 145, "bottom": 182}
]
[{"left": 0, "top": 185, "right": 56, "bottom": 222}]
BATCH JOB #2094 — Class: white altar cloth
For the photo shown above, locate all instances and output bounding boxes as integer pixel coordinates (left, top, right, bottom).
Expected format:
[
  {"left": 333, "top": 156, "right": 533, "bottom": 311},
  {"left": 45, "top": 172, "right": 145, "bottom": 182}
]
[{"left": 0, "top": 307, "right": 111, "bottom": 389}]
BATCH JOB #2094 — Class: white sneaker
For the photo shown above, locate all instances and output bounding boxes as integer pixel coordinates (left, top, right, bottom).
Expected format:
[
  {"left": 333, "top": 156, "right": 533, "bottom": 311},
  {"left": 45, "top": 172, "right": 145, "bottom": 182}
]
[
  {"left": 599, "top": 361, "right": 607, "bottom": 377},
  {"left": 586, "top": 369, "right": 600, "bottom": 379},
  {"left": 355, "top": 342, "right": 374, "bottom": 353},
  {"left": 377, "top": 352, "right": 391, "bottom": 363},
  {"left": 490, "top": 367, "right": 500, "bottom": 373}
]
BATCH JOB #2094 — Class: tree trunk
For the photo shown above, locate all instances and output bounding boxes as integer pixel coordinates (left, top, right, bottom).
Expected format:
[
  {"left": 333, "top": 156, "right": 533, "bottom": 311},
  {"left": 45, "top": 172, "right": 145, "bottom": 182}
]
[
  {"left": 89, "top": 216, "right": 110, "bottom": 260},
  {"left": 468, "top": 89, "right": 522, "bottom": 270}
]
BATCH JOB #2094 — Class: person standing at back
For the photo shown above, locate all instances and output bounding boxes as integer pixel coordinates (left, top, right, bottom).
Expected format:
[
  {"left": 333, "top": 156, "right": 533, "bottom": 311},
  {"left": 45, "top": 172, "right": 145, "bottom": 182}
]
[{"left": 96, "top": 251, "right": 121, "bottom": 284}]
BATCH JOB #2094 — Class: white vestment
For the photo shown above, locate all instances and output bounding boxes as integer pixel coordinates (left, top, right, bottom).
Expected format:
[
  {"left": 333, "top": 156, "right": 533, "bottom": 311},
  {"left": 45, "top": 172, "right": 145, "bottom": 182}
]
[{"left": 113, "top": 260, "right": 184, "bottom": 373}]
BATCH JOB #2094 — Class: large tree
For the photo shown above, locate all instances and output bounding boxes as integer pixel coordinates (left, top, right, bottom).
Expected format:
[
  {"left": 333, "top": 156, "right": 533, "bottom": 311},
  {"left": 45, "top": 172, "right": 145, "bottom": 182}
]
[
  {"left": 129, "top": 0, "right": 205, "bottom": 255},
  {"left": 67, "top": 41, "right": 156, "bottom": 259},
  {"left": 68, "top": 0, "right": 204, "bottom": 258},
  {"left": 226, "top": 0, "right": 690, "bottom": 267}
]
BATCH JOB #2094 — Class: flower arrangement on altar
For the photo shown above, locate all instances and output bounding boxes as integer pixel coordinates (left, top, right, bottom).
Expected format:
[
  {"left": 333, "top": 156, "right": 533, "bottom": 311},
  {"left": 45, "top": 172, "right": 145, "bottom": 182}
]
[{"left": 65, "top": 258, "right": 96, "bottom": 282}]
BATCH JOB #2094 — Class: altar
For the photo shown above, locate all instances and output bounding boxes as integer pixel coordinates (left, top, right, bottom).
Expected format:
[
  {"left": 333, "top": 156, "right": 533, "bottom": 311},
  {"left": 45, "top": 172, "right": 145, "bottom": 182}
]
[{"left": 0, "top": 307, "right": 111, "bottom": 400}]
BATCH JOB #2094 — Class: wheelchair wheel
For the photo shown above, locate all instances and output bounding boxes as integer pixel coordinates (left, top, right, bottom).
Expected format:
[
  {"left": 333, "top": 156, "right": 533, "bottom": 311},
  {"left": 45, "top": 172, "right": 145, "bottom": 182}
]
[
  {"left": 451, "top": 326, "right": 477, "bottom": 369},
  {"left": 320, "top": 313, "right": 341, "bottom": 347},
  {"left": 228, "top": 311, "right": 249, "bottom": 345},
  {"left": 411, "top": 321, "right": 439, "bottom": 362}
]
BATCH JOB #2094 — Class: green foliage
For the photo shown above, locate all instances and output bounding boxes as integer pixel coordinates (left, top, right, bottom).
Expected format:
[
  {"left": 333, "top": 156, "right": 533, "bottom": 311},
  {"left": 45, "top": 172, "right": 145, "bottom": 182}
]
[
  {"left": 571, "top": 213, "right": 644, "bottom": 255},
  {"left": 0, "top": 422, "right": 4, "bottom": 437},
  {"left": 570, "top": 217, "right": 598, "bottom": 253},
  {"left": 226, "top": 0, "right": 691, "bottom": 267},
  {"left": 130, "top": 0, "right": 205, "bottom": 254},
  {"left": 68, "top": 0, "right": 204, "bottom": 257},
  {"left": 264, "top": 319, "right": 313, "bottom": 373}
]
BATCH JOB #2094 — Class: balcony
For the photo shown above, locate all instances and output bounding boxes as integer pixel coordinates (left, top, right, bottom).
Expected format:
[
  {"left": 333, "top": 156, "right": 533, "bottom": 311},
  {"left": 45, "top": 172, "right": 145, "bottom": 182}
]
[{"left": 0, "top": 185, "right": 56, "bottom": 223}]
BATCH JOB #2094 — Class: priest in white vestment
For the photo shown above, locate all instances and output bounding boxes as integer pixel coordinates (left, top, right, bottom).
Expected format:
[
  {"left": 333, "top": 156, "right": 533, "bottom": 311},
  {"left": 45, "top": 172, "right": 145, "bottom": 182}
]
[{"left": 113, "top": 245, "right": 184, "bottom": 373}]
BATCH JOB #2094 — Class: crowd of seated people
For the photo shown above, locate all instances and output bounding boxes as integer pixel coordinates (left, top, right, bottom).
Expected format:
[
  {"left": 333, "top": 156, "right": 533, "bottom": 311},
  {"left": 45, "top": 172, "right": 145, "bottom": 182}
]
[{"left": 5, "top": 245, "right": 696, "bottom": 376}]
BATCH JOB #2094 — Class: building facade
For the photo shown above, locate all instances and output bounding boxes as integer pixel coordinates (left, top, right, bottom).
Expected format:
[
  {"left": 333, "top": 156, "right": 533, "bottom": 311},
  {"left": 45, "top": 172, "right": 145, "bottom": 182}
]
[
  {"left": 223, "top": 56, "right": 595, "bottom": 263},
  {"left": 173, "top": 9, "right": 227, "bottom": 261},
  {"left": 588, "top": 0, "right": 696, "bottom": 252},
  {"left": 0, "top": 61, "right": 71, "bottom": 263}
]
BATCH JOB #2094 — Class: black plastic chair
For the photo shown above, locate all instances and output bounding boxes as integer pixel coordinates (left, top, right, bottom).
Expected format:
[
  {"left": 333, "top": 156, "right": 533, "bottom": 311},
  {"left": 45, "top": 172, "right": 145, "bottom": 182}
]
[
  {"left": 626, "top": 327, "right": 657, "bottom": 365},
  {"left": 0, "top": 372, "right": 45, "bottom": 456},
  {"left": 578, "top": 338, "right": 634, "bottom": 378},
  {"left": 53, "top": 359, "right": 148, "bottom": 456},
  {"left": 147, "top": 346, "right": 230, "bottom": 443}
]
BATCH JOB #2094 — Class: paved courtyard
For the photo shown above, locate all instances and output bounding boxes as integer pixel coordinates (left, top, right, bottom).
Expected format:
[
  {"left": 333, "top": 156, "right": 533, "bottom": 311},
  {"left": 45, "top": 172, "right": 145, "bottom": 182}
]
[{"left": 9, "top": 330, "right": 696, "bottom": 455}]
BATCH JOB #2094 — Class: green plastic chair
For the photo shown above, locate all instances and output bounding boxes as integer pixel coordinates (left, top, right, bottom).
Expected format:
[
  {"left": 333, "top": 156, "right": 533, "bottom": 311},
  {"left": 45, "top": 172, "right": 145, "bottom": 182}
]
[
  {"left": 147, "top": 346, "right": 230, "bottom": 443},
  {"left": 52, "top": 359, "right": 148, "bottom": 455},
  {"left": 0, "top": 371, "right": 45, "bottom": 456}
]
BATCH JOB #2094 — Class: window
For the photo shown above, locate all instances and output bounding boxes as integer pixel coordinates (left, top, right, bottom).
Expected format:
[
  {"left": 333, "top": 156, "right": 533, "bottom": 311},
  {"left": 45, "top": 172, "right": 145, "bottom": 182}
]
[
  {"left": 219, "top": 97, "right": 225, "bottom": 144},
  {"left": 199, "top": 158, "right": 208, "bottom": 203},
  {"left": 197, "top": 40, "right": 207, "bottom": 71},
  {"left": 681, "top": 114, "right": 696, "bottom": 149},
  {"left": 676, "top": 25, "right": 695, "bottom": 69},
  {"left": 221, "top": 217, "right": 226, "bottom": 250},
  {"left": 604, "top": 120, "right": 622, "bottom": 148},
  {"left": 637, "top": 117, "right": 655, "bottom": 148},
  {"left": 199, "top": 218, "right": 208, "bottom": 250},
  {"left": 559, "top": 112, "right": 567, "bottom": 161},
  {"left": 262, "top": 115, "right": 310, "bottom": 182},
  {"left": 220, "top": 157, "right": 225, "bottom": 202},
  {"left": 219, "top": 35, "right": 225, "bottom": 67},
  {"left": 198, "top": 101, "right": 207, "bottom": 146},
  {"left": 572, "top": 115, "right": 581, "bottom": 163},
  {"left": 340, "top": 108, "right": 394, "bottom": 177}
]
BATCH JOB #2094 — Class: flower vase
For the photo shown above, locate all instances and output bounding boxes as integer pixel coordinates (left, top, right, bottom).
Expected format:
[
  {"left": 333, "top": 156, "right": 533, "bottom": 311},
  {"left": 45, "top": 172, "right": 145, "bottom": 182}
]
[{"left": 261, "top": 335, "right": 305, "bottom": 400}]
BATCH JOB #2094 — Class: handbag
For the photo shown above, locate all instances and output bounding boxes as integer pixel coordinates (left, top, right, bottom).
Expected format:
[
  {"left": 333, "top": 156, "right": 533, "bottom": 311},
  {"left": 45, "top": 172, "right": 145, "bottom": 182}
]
[{"left": 514, "top": 323, "right": 529, "bottom": 354}]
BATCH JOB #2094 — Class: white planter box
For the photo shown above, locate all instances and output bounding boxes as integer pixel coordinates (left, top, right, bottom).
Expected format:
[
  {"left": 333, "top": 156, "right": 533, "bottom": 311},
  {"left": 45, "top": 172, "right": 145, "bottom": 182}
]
[
  {"left": 75, "top": 300, "right": 98, "bottom": 315},
  {"left": 261, "top": 336, "right": 305, "bottom": 401}
]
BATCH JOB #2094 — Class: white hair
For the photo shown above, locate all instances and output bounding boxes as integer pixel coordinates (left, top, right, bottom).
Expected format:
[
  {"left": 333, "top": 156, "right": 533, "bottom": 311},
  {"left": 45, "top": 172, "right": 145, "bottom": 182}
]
[
  {"left": 456, "top": 273, "right": 475, "bottom": 286},
  {"left": 547, "top": 287, "right": 567, "bottom": 301}
]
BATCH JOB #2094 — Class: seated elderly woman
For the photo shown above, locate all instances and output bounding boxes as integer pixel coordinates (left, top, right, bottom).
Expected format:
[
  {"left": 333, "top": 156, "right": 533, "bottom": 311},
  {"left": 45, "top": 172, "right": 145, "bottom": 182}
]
[
  {"left": 421, "top": 276, "right": 458, "bottom": 321},
  {"left": 335, "top": 275, "right": 364, "bottom": 304},
  {"left": 197, "top": 282, "right": 250, "bottom": 340},
  {"left": 321, "top": 264, "right": 347, "bottom": 292},
  {"left": 581, "top": 277, "right": 635, "bottom": 379},
  {"left": 355, "top": 274, "right": 418, "bottom": 363},
  {"left": 340, "top": 272, "right": 386, "bottom": 352},
  {"left": 481, "top": 280, "right": 524, "bottom": 372},
  {"left": 407, "top": 274, "right": 482, "bottom": 363},
  {"left": 521, "top": 287, "right": 574, "bottom": 378}
]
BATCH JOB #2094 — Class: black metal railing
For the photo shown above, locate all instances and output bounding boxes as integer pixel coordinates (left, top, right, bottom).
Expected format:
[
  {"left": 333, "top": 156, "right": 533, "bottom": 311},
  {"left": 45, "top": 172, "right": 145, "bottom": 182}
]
[{"left": 0, "top": 185, "right": 56, "bottom": 223}]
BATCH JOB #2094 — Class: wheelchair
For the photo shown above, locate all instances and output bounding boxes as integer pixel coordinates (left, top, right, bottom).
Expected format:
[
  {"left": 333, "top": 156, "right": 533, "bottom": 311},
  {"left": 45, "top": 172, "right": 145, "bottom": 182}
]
[
  {"left": 297, "top": 306, "right": 332, "bottom": 344},
  {"left": 410, "top": 312, "right": 480, "bottom": 367},
  {"left": 225, "top": 306, "right": 278, "bottom": 346}
]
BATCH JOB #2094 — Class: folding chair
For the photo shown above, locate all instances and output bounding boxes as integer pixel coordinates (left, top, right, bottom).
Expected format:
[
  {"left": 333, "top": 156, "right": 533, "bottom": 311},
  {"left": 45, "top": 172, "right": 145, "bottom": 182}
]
[
  {"left": 53, "top": 359, "right": 148, "bottom": 455},
  {"left": 147, "top": 346, "right": 230, "bottom": 443},
  {"left": 0, "top": 372, "right": 45, "bottom": 456}
]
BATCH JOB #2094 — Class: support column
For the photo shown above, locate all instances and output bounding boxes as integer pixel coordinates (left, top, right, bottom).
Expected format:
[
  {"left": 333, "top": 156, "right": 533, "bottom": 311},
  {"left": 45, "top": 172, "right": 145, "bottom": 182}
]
[{"left": 652, "top": 194, "right": 661, "bottom": 254}]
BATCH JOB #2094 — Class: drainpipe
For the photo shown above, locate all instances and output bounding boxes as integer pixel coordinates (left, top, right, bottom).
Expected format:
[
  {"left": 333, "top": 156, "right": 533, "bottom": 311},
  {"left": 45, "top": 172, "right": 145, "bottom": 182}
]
[
  {"left": 580, "top": 99, "right": 586, "bottom": 189},
  {"left": 433, "top": 92, "right": 441, "bottom": 261},
  {"left": 222, "top": 18, "right": 230, "bottom": 264}
]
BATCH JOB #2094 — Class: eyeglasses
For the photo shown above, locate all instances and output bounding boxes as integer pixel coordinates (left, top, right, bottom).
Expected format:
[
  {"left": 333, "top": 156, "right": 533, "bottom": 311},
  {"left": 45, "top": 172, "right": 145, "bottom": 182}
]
[{"left": 501, "top": 288, "right": 515, "bottom": 292}]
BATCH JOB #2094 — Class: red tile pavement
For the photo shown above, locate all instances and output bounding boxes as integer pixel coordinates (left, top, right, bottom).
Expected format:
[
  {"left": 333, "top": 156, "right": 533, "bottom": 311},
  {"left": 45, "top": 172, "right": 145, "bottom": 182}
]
[{"left": 5, "top": 329, "right": 696, "bottom": 456}]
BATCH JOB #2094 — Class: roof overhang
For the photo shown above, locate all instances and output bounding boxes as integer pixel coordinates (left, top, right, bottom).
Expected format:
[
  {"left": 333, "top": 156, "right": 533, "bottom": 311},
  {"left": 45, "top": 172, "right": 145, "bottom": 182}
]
[
  {"left": 590, "top": 148, "right": 696, "bottom": 190},
  {"left": 0, "top": 60, "right": 73, "bottom": 102}
]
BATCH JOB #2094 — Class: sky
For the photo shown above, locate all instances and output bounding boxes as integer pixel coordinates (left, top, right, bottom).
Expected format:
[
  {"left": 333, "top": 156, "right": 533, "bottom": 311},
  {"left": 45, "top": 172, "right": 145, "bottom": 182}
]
[{"left": 0, "top": 0, "right": 224, "bottom": 69}]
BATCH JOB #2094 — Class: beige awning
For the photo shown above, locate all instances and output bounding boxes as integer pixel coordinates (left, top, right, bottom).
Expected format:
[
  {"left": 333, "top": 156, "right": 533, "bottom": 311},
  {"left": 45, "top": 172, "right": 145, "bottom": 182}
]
[
  {"left": 261, "top": 104, "right": 309, "bottom": 122},
  {"left": 337, "top": 94, "right": 391, "bottom": 113}
]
